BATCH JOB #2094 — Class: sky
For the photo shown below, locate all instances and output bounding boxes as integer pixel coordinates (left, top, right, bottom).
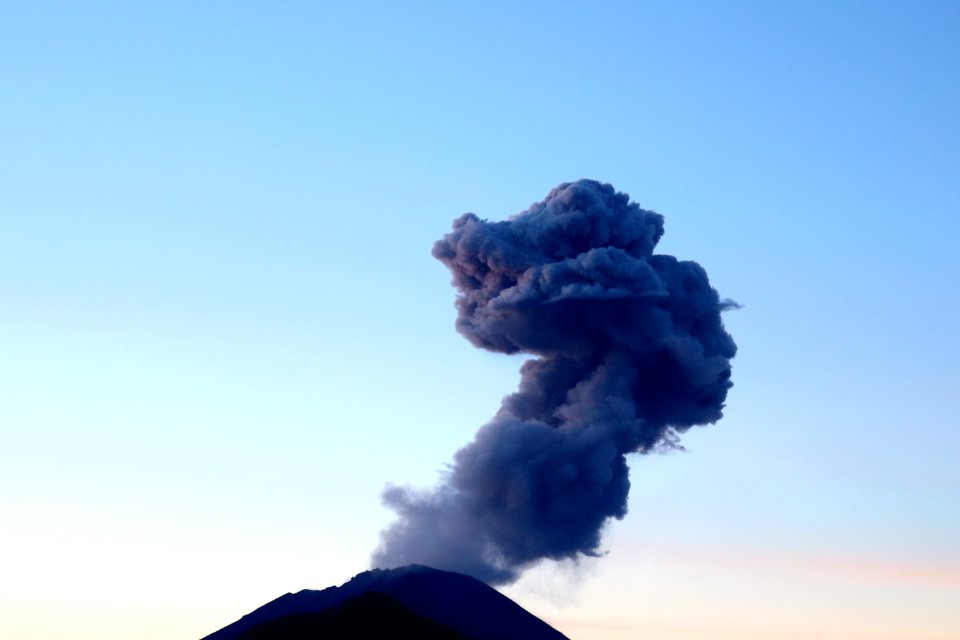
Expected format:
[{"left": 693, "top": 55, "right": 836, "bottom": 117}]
[{"left": 1, "top": 1, "right": 958, "bottom": 639}]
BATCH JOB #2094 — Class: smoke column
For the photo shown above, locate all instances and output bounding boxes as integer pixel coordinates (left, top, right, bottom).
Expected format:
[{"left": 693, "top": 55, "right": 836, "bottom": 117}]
[{"left": 372, "top": 179, "right": 737, "bottom": 585}]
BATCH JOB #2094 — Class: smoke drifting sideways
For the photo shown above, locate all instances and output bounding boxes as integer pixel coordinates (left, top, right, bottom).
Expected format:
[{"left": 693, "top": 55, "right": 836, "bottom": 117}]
[{"left": 372, "top": 179, "right": 737, "bottom": 585}]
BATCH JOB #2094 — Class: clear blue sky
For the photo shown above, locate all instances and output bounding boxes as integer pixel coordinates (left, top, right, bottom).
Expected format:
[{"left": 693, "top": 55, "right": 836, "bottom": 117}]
[{"left": 1, "top": 2, "right": 958, "bottom": 639}]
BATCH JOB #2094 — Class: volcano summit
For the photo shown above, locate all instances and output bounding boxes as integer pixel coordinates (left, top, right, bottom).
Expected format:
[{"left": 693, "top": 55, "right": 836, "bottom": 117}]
[{"left": 203, "top": 564, "right": 568, "bottom": 640}]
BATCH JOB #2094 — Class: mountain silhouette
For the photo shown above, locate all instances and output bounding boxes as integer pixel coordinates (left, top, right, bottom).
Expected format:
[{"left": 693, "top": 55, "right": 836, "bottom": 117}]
[{"left": 202, "top": 564, "right": 570, "bottom": 640}]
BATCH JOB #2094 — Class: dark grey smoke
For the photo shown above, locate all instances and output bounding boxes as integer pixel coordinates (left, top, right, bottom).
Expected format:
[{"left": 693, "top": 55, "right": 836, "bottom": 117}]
[{"left": 372, "top": 179, "right": 737, "bottom": 585}]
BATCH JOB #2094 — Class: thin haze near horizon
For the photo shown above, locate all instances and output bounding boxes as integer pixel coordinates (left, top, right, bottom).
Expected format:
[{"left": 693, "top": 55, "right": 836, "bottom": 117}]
[{"left": 1, "top": 3, "right": 958, "bottom": 640}]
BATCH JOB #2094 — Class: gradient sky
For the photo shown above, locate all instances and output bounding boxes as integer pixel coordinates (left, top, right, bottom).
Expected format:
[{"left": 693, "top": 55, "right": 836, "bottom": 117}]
[{"left": 2, "top": 2, "right": 958, "bottom": 639}]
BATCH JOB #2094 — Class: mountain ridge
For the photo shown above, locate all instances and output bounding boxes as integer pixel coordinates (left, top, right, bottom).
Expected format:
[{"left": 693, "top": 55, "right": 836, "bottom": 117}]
[{"left": 202, "top": 564, "right": 569, "bottom": 640}]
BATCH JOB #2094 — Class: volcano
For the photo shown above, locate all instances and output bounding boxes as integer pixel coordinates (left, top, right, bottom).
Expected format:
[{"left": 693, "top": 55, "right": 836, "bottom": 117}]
[{"left": 202, "top": 564, "right": 569, "bottom": 640}]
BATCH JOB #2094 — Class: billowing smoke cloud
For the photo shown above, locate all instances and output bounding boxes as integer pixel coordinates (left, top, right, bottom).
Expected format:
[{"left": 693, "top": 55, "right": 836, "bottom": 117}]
[{"left": 372, "top": 179, "right": 737, "bottom": 585}]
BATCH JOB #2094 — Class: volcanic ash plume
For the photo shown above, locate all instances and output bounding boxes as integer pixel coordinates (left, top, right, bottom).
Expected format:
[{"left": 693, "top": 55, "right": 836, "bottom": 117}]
[{"left": 372, "top": 179, "right": 737, "bottom": 585}]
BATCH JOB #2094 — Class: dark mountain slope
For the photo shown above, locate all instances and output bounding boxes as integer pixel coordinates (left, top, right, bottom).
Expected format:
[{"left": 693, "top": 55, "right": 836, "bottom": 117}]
[
  {"left": 236, "top": 590, "right": 470, "bottom": 640},
  {"left": 203, "top": 564, "right": 569, "bottom": 640}
]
